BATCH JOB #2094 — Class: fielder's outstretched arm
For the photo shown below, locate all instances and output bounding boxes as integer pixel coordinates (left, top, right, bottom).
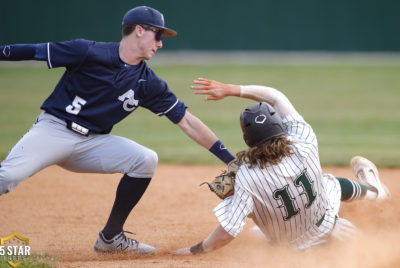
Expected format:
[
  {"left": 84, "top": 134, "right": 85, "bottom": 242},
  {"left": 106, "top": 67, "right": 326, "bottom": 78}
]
[
  {"left": 172, "top": 224, "right": 234, "bottom": 255},
  {"left": 177, "top": 110, "right": 235, "bottom": 164},
  {"left": 0, "top": 44, "right": 48, "bottom": 61},
  {"left": 177, "top": 110, "right": 218, "bottom": 149},
  {"left": 191, "top": 77, "right": 297, "bottom": 118}
]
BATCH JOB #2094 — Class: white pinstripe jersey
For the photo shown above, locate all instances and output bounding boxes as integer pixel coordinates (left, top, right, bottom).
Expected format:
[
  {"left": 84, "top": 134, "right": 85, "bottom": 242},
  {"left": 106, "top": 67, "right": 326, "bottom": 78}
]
[{"left": 214, "top": 113, "right": 342, "bottom": 250}]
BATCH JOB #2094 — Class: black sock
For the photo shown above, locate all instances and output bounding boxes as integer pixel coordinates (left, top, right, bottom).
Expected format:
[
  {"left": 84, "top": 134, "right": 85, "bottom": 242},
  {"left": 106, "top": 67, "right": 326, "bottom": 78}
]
[
  {"left": 337, "top": 177, "right": 370, "bottom": 201},
  {"left": 102, "top": 174, "right": 151, "bottom": 240}
]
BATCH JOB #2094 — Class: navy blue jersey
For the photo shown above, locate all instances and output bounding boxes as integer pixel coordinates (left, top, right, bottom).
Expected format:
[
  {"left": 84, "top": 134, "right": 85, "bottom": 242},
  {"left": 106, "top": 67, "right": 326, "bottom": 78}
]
[{"left": 40, "top": 39, "right": 186, "bottom": 133}]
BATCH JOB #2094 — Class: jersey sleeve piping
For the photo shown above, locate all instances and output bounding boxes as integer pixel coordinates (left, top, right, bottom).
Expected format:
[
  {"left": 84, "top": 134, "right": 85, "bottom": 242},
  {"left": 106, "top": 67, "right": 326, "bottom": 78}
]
[
  {"left": 46, "top": 42, "right": 53, "bottom": 69},
  {"left": 156, "top": 98, "right": 179, "bottom": 116}
]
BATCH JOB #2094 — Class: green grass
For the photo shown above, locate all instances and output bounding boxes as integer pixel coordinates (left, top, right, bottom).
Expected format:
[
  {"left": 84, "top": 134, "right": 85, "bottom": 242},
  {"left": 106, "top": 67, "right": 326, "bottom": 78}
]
[
  {"left": 0, "top": 254, "right": 58, "bottom": 268},
  {"left": 0, "top": 62, "right": 399, "bottom": 166}
]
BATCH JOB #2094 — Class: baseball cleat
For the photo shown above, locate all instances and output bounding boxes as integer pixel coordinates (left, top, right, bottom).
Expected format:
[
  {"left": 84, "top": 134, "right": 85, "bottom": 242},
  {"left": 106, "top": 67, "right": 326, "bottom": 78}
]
[
  {"left": 350, "top": 156, "right": 390, "bottom": 201},
  {"left": 94, "top": 231, "right": 155, "bottom": 254}
]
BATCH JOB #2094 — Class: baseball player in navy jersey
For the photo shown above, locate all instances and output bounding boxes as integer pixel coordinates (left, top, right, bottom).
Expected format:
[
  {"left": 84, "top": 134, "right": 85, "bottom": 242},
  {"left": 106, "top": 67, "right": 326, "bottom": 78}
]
[
  {"left": 0, "top": 7, "right": 236, "bottom": 254},
  {"left": 173, "top": 78, "right": 390, "bottom": 255}
]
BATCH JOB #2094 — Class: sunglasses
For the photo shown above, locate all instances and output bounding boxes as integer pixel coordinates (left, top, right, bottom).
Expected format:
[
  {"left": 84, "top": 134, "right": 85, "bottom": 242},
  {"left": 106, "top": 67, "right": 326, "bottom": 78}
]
[{"left": 140, "top": 25, "right": 163, "bottom": 41}]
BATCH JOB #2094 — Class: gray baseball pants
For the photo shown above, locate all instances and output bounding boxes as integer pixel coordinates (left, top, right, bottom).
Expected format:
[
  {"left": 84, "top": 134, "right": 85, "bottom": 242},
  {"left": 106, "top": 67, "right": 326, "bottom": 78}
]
[{"left": 0, "top": 112, "right": 158, "bottom": 195}]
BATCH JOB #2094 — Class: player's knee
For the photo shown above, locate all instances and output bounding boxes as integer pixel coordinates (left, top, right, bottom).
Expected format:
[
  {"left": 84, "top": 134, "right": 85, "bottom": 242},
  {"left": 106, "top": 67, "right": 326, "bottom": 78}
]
[
  {"left": 127, "top": 149, "right": 158, "bottom": 177},
  {"left": 0, "top": 168, "right": 21, "bottom": 195},
  {"left": 142, "top": 149, "right": 158, "bottom": 173}
]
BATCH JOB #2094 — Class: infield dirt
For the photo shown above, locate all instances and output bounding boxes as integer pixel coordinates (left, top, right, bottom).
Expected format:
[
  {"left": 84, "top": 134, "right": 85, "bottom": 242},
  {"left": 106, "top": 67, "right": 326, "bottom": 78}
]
[{"left": 1, "top": 165, "right": 399, "bottom": 267}]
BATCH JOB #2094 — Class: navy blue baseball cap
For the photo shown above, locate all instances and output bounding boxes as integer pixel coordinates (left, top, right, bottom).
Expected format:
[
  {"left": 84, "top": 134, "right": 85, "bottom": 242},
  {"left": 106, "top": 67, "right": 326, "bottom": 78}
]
[{"left": 122, "top": 6, "right": 177, "bottom": 37}]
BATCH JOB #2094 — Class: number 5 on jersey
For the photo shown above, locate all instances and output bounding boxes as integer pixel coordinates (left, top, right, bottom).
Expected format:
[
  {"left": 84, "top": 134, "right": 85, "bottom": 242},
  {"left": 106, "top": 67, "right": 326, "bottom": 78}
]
[{"left": 66, "top": 96, "right": 87, "bottom": 115}]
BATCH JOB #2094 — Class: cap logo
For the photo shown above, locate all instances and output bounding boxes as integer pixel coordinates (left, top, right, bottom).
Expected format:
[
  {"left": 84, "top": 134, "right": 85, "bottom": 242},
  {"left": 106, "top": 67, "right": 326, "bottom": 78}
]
[
  {"left": 255, "top": 115, "right": 267, "bottom": 124},
  {"left": 161, "top": 14, "right": 164, "bottom": 24}
]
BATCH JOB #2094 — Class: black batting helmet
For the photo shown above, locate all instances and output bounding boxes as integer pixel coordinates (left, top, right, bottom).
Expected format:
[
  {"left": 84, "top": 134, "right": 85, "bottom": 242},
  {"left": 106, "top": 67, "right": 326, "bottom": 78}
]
[{"left": 240, "top": 102, "right": 286, "bottom": 147}]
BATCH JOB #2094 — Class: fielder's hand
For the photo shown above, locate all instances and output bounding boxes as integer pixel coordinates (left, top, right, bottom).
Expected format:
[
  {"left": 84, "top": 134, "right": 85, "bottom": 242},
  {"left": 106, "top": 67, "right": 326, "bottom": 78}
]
[
  {"left": 200, "top": 170, "right": 235, "bottom": 199},
  {"left": 228, "top": 158, "right": 240, "bottom": 174}
]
